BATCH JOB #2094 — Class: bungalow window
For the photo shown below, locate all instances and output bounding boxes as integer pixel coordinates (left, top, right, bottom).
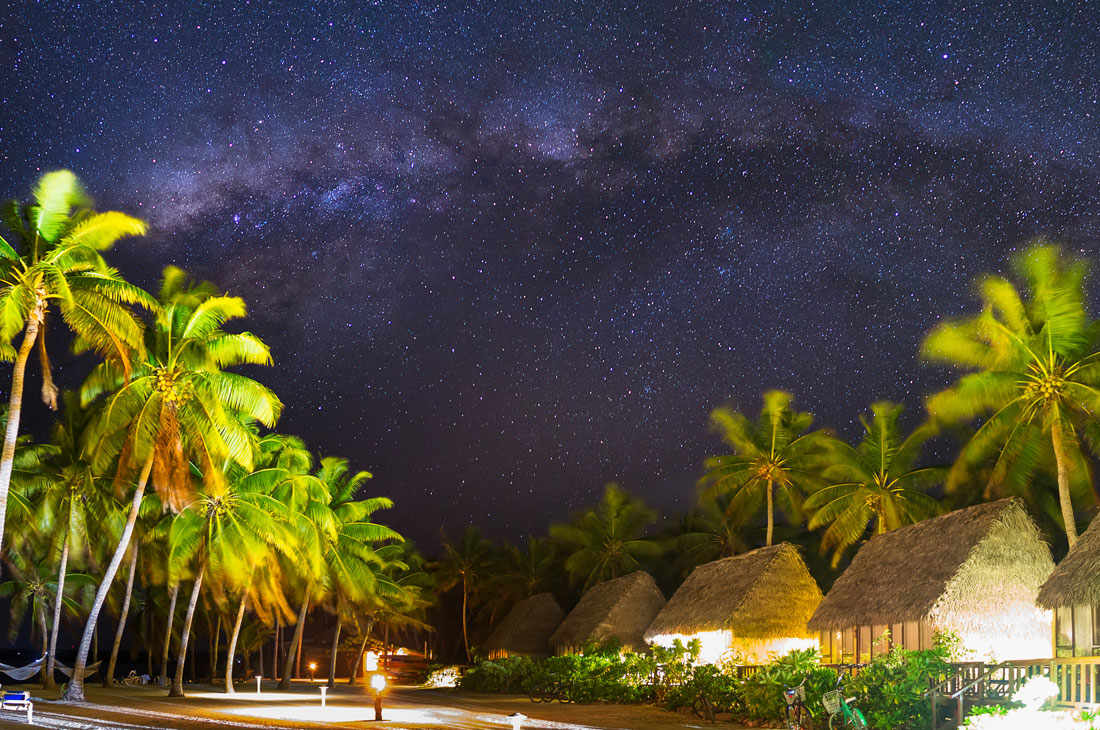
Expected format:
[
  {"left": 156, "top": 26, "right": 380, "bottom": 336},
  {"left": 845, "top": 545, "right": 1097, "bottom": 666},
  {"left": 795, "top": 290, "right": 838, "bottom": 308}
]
[
  {"left": 1056, "top": 607, "right": 1074, "bottom": 657},
  {"left": 903, "top": 622, "right": 920, "bottom": 652},
  {"left": 841, "top": 627, "right": 855, "bottom": 661},
  {"left": 858, "top": 626, "right": 872, "bottom": 662},
  {"left": 1093, "top": 606, "right": 1100, "bottom": 656}
]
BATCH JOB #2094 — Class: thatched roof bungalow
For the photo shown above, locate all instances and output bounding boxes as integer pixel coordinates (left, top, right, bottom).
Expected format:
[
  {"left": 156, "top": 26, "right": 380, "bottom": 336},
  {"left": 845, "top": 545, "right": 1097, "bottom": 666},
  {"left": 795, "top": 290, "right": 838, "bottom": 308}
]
[
  {"left": 549, "top": 571, "right": 665, "bottom": 654},
  {"left": 481, "top": 593, "right": 565, "bottom": 659},
  {"left": 808, "top": 499, "right": 1053, "bottom": 662},
  {"left": 644, "top": 543, "right": 822, "bottom": 664},
  {"left": 1038, "top": 516, "right": 1100, "bottom": 657}
]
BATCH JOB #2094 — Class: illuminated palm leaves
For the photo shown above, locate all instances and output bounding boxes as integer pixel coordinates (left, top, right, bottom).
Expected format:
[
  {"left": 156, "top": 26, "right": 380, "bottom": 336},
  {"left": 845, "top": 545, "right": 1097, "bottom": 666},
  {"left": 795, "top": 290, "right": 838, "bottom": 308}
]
[
  {"left": 700, "top": 390, "right": 831, "bottom": 546},
  {"left": 83, "top": 267, "right": 281, "bottom": 513},
  {"left": 805, "top": 402, "right": 943, "bottom": 566},
  {"left": 549, "top": 483, "right": 662, "bottom": 590},
  {"left": 922, "top": 245, "right": 1100, "bottom": 546}
]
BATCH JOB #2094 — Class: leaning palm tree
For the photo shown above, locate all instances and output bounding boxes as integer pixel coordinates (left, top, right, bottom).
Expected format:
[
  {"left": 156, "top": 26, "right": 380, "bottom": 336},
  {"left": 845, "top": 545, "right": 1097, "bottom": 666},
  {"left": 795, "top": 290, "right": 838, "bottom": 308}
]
[
  {"left": 922, "top": 244, "right": 1100, "bottom": 547},
  {"left": 804, "top": 401, "right": 944, "bottom": 566},
  {"left": 62, "top": 267, "right": 281, "bottom": 702},
  {"left": 0, "top": 170, "right": 152, "bottom": 566},
  {"left": 549, "top": 483, "right": 663, "bottom": 591},
  {"left": 700, "top": 390, "right": 832, "bottom": 546}
]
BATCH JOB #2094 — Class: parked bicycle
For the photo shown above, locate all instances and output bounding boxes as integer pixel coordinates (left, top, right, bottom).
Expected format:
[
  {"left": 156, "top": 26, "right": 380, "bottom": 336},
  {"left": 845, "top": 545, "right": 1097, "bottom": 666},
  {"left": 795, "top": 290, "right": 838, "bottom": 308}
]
[
  {"left": 527, "top": 678, "right": 573, "bottom": 703},
  {"left": 692, "top": 689, "right": 716, "bottom": 722},
  {"left": 823, "top": 665, "right": 866, "bottom": 729},
  {"left": 783, "top": 677, "right": 814, "bottom": 730}
]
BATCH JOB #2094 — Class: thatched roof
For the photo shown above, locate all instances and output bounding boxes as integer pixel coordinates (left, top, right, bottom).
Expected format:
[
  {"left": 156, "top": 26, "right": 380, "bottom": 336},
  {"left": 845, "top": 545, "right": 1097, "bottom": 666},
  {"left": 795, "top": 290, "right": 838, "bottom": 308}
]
[
  {"left": 549, "top": 571, "right": 665, "bottom": 651},
  {"left": 481, "top": 593, "right": 565, "bottom": 656},
  {"left": 808, "top": 499, "right": 1053, "bottom": 631},
  {"left": 1038, "top": 514, "right": 1100, "bottom": 609},
  {"left": 645, "top": 543, "right": 822, "bottom": 640}
]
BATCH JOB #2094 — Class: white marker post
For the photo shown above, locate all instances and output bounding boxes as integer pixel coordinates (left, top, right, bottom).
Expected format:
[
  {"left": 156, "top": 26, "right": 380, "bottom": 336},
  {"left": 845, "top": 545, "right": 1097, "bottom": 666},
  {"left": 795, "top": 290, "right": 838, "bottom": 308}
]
[
  {"left": 320, "top": 686, "right": 328, "bottom": 708},
  {"left": 256, "top": 675, "right": 262, "bottom": 694}
]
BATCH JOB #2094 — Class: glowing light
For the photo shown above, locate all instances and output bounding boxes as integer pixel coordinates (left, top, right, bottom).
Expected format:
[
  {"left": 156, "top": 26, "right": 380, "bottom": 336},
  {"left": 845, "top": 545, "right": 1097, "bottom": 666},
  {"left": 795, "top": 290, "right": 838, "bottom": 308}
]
[
  {"left": 370, "top": 673, "right": 387, "bottom": 693},
  {"left": 1012, "top": 675, "right": 1058, "bottom": 711},
  {"left": 396, "top": 647, "right": 407, "bottom": 656},
  {"left": 365, "top": 651, "right": 378, "bottom": 672},
  {"left": 649, "top": 631, "right": 819, "bottom": 665},
  {"left": 425, "top": 666, "right": 460, "bottom": 687}
]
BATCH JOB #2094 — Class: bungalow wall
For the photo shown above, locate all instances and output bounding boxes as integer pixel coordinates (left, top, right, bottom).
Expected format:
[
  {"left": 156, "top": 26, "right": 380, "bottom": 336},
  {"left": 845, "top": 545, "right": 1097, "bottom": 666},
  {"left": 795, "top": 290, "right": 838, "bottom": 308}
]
[
  {"left": 819, "top": 615, "right": 1050, "bottom": 662},
  {"left": 650, "top": 630, "right": 818, "bottom": 665},
  {"left": 818, "top": 621, "right": 934, "bottom": 663}
]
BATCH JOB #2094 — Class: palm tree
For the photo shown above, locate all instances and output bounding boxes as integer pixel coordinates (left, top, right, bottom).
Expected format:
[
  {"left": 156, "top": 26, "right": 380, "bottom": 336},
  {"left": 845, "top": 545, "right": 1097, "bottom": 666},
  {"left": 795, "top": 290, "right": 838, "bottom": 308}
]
[
  {"left": 922, "top": 244, "right": 1100, "bottom": 547},
  {"left": 63, "top": 268, "right": 281, "bottom": 702},
  {"left": 804, "top": 402, "right": 944, "bottom": 566},
  {"left": 549, "top": 483, "right": 662, "bottom": 590},
  {"left": 429, "top": 526, "right": 494, "bottom": 662},
  {"left": 168, "top": 457, "right": 291, "bottom": 696},
  {"left": 664, "top": 494, "right": 752, "bottom": 578},
  {"left": 700, "top": 390, "right": 831, "bottom": 546},
  {"left": 276, "top": 456, "right": 402, "bottom": 690},
  {"left": 0, "top": 171, "right": 152, "bottom": 562}
]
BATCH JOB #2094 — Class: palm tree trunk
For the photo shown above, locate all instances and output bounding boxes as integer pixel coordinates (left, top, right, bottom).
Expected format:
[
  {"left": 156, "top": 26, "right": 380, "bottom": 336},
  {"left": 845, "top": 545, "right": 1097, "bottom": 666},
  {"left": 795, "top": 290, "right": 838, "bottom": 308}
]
[
  {"left": 461, "top": 572, "right": 471, "bottom": 662},
  {"left": 1051, "top": 419, "right": 1080, "bottom": 547},
  {"left": 327, "top": 614, "right": 342, "bottom": 689},
  {"left": 0, "top": 312, "right": 42, "bottom": 570},
  {"left": 45, "top": 509, "right": 74, "bottom": 690},
  {"left": 38, "top": 602, "right": 49, "bottom": 684},
  {"left": 212, "top": 614, "right": 221, "bottom": 680},
  {"left": 62, "top": 450, "right": 154, "bottom": 703},
  {"left": 104, "top": 545, "right": 139, "bottom": 687},
  {"left": 257, "top": 636, "right": 263, "bottom": 679},
  {"left": 169, "top": 554, "right": 207, "bottom": 698},
  {"left": 273, "top": 615, "right": 280, "bottom": 679},
  {"left": 765, "top": 477, "right": 775, "bottom": 546},
  {"left": 159, "top": 582, "right": 179, "bottom": 686},
  {"left": 277, "top": 584, "right": 311, "bottom": 690},
  {"left": 348, "top": 620, "right": 374, "bottom": 685},
  {"left": 224, "top": 577, "right": 251, "bottom": 694},
  {"left": 295, "top": 615, "right": 304, "bottom": 679}
]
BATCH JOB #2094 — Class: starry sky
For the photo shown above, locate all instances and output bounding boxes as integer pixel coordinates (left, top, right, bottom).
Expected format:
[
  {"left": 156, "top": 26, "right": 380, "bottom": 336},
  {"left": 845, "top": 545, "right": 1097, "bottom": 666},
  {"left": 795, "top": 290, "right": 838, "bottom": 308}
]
[{"left": 2, "top": 1, "right": 1100, "bottom": 546}]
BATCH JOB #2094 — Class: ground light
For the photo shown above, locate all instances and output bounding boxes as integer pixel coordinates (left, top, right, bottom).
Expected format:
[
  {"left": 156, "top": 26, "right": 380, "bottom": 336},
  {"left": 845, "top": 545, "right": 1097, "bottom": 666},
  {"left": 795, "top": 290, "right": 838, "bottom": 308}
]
[
  {"left": 255, "top": 675, "right": 262, "bottom": 694},
  {"left": 370, "top": 673, "right": 386, "bottom": 721},
  {"left": 319, "top": 686, "right": 327, "bottom": 708},
  {"left": 508, "top": 711, "right": 527, "bottom": 729}
]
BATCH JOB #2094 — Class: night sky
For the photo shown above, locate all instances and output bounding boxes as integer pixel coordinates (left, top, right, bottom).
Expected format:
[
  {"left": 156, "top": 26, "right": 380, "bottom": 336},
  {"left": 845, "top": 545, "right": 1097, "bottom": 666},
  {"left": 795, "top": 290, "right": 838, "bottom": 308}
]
[{"left": 3, "top": 2, "right": 1100, "bottom": 547}]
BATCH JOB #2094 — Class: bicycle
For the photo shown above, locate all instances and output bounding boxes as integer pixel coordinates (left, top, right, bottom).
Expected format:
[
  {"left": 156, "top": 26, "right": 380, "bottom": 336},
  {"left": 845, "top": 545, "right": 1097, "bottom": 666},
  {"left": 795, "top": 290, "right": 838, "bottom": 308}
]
[
  {"left": 783, "top": 678, "right": 814, "bottom": 730},
  {"left": 526, "top": 678, "right": 573, "bottom": 703},
  {"left": 692, "top": 689, "right": 715, "bottom": 722},
  {"left": 823, "top": 665, "right": 866, "bottom": 729}
]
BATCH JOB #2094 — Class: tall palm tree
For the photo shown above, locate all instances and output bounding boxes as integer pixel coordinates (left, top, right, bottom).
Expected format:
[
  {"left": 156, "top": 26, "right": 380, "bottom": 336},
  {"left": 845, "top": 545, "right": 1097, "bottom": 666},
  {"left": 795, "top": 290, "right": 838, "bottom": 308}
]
[
  {"left": 700, "top": 390, "right": 831, "bottom": 546},
  {"left": 429, "top": 526, "right": 494, "bottom": 662},
  {"left": 63, "top": 268, "right": 280, "bottom": 702},
  {"left": 0, "top": 171, "right": 152, "bottom": 562},
  {"left": 922, "top": 244, "right": 1100, "bottom": 547},
  {"left": 549, "top": 483, "right": 662, "bottom": 591},
  {"left": 804, "top": 402, "right": 944, "bottom": 566}
]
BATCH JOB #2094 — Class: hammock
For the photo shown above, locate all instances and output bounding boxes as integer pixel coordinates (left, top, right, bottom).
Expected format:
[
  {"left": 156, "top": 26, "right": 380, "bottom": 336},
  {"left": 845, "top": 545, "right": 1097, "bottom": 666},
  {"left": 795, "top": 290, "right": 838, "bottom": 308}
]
[
  {"left": 0, "top": 655, "right": 45, "bottom": 681},
  {"left": 55, "top": 659, "right": 100, "bottom": 679}
]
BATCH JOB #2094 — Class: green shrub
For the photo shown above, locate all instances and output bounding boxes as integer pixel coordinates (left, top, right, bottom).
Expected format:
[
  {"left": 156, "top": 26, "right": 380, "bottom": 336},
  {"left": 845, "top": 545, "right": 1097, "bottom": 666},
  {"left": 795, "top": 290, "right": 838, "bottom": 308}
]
[{"left": 459, "top": 655, "right": 537, "bottom": 693}]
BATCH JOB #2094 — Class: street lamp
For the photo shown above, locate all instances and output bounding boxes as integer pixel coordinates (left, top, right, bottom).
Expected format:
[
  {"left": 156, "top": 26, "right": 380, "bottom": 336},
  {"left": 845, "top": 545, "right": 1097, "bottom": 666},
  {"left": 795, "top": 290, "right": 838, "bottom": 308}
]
[
  {"left": 370, "top": 673, "right": 387, "bottom": 721},
  {"left": 309, "top": 662, "right": 317, "bottom": 681}
]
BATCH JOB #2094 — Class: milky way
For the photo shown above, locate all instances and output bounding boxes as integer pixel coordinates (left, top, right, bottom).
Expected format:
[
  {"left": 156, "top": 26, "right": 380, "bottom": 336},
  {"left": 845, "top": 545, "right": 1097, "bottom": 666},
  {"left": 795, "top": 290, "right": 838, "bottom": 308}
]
[{"left": 3, "top": 2, "right": 1100, "bottom": 545}]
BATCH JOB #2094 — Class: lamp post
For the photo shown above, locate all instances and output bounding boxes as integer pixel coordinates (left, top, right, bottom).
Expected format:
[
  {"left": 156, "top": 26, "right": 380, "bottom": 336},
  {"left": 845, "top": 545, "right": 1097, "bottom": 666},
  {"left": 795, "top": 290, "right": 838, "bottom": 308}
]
[
  {"left": 309, "top": 662, "right": 317, "bottom": 682},
  {"left": 370, "top": 673, "right": 386, "bottom": 721}
]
